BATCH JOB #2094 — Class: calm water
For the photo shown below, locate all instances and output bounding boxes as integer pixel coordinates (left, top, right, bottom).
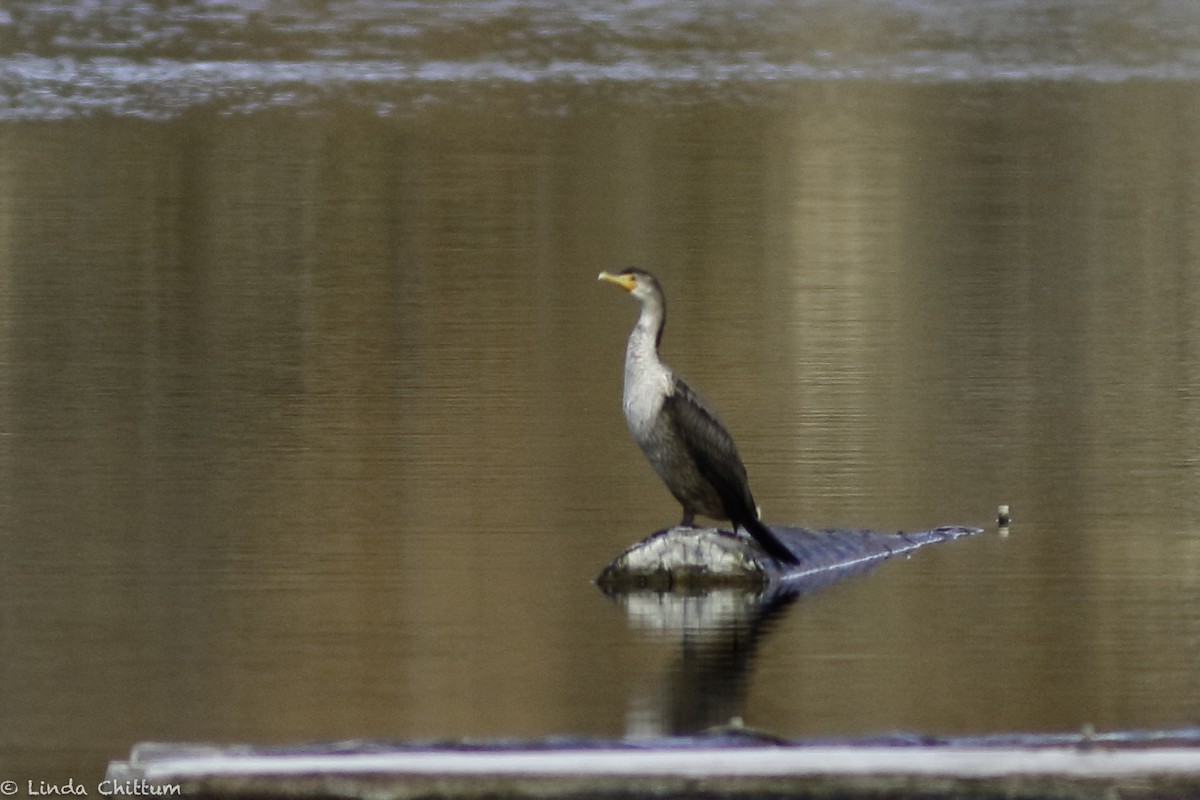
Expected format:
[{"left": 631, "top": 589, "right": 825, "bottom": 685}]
[{"left": 3, "top": 0, "right": 1200, "bottom": 783}]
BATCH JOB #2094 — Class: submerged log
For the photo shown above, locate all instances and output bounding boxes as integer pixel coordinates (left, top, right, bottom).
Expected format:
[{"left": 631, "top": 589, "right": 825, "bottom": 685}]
[{"left": 596, "top": 524, "right": 982, "bottom": 592}]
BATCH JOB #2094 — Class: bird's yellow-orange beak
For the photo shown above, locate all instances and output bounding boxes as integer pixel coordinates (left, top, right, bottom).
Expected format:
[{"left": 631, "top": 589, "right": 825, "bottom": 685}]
[{"left": 597, "top": 271, "right": 637, "bottom": 292}]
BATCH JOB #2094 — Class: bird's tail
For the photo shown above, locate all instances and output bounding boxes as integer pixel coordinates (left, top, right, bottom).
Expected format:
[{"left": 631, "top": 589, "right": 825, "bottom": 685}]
[{"left": 741, "top": 517, "right": 800, "bottom": 566}]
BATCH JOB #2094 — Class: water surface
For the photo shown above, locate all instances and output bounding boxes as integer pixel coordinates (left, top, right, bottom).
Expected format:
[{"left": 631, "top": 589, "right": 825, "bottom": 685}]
[{"left": 2, "top": 0, "right": 1200, "bottom": 782}]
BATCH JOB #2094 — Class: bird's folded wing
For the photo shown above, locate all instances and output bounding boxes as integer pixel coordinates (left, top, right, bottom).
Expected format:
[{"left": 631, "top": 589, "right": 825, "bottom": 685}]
[{"left": 664, "top": 377, "right": 757, "bottom": 517}]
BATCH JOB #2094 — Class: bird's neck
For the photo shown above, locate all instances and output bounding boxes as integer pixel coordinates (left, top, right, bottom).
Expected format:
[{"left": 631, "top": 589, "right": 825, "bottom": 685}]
[
  {"left": 626, "top": 296, "right": 666, "bottom": 371},
  {"left": 622, "top": 296, "right": 671, "bottom": 431}
]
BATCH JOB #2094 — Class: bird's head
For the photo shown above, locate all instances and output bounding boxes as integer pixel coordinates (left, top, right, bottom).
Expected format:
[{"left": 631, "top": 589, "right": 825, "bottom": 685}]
[{"left": 597, "top": 268, "right": 663, "bottom": 303}]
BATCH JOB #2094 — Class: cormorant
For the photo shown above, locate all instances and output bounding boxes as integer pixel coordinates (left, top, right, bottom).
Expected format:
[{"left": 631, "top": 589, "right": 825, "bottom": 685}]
[{"left": 598, "top": 268, "right": 799, "bottom": 566}]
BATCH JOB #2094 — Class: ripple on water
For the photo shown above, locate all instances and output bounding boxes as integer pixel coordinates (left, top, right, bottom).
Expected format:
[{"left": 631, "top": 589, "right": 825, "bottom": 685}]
[{"left": 1, "top": 0, "right": 1199, "bottom": 118}]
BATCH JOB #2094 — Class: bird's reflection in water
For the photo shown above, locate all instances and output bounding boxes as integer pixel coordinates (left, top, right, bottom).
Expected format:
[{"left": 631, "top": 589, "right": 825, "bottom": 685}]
[
  {"left": 598, "top": 521, "right": 984, "bottom": 736},
  {"left": 604, "top": 556, "right": 897, "bottom": 737},
  {"left": 608, "top": 584, "right": 801, "bottom": 737}
]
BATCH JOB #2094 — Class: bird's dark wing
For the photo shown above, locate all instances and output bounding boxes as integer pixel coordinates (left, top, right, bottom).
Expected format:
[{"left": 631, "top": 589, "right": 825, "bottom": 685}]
[
  {"left": 663, "top": 375, "right": 758, "bottom": 522},
  {"left": 666, "top": 376, "right": 800, "bottom": 565}
]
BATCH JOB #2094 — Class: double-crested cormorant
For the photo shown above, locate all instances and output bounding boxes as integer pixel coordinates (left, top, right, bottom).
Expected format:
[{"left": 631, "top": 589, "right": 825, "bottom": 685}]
[{"left": 598, "top": 268, "right": 799, "bottom": 565}]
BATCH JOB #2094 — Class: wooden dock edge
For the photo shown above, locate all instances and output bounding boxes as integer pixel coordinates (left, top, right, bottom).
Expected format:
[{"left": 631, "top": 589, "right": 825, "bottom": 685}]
[{"left": 107, "top": 741, "right": 1200, "bottom": 799}]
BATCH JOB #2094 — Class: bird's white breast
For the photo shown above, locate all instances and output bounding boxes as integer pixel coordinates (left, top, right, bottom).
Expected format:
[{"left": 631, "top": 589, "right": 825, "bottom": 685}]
[
  {"left": 622, "top": 358, "right": 672, "bottom": 442},
  {"left": 620, "top": 316, "right": 672, "bottom": 440}
]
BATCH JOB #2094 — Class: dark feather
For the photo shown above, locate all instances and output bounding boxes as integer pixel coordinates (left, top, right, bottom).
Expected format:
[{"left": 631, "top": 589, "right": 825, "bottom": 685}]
[
  {"left": 664, "top": 377, "right": 758, "bottom": 522},
  {"left": 665, "top": 376, "right": 799, "bottom": 565},
  {"left": 741, "top": 516, "right": 800, "bottom": 565}
]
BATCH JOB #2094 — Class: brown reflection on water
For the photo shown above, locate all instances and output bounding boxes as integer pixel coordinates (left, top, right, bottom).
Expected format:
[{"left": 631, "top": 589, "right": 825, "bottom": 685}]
[{"left": 3, "top": 81, "right": 1200, "bottom": 776}]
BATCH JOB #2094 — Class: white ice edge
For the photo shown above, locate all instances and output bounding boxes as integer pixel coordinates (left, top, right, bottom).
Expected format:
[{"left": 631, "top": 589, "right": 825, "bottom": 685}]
[{"left": 136, "top": 746, "right": 1200, "bottom": 781}]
